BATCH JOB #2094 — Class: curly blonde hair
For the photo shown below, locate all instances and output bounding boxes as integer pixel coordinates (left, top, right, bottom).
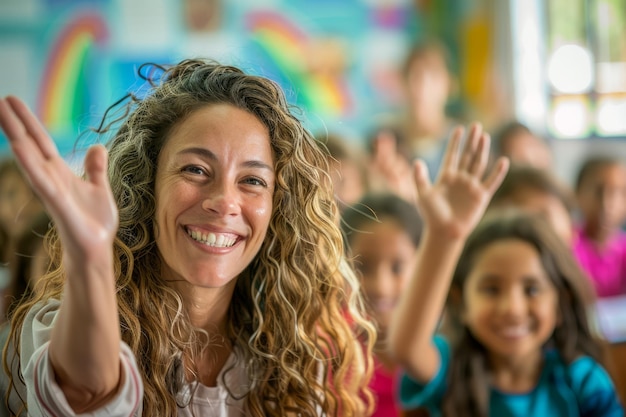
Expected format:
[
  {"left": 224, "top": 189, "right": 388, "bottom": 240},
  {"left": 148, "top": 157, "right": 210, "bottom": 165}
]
[{"left": 5, "top": 59, "right": 375, "bottom": 416}]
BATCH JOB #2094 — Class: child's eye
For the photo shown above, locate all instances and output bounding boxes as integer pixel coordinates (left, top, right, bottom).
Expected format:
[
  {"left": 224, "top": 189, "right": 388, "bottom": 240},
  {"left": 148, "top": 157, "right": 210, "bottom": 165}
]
[
  {"left": 479, "top": 286, "right": 499, "bottom": 295},
  {"left": 525, "top": 286, "right": 540, "bottom": 296},
  {"left": 391, "top": 260, "right": 405, "bottom": 275}
]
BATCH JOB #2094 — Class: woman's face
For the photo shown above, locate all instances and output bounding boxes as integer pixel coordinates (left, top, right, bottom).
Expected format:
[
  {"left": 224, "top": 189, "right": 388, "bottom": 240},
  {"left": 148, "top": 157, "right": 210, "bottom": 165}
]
[{"left": 154, "top": 104, "right": 275, "bottom": 289}]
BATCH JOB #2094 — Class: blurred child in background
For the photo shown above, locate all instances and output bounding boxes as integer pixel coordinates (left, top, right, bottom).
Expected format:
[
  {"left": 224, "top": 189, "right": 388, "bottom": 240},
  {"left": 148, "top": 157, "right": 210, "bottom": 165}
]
[
  {"left": 492, "top": 121, "right": 553, "bottom": 171},
  {"left": 389, "top": 124, "right": 622, "bottom": 416},
  {"left": 489, "top": 165, "right": 576, "bottom": 245},
  {"left": 0, "top": 158, "right": 44, "bottom": 321},
  {"left": 398, "top": 40, "right": 459, "bottom": 176},
  {"left": 316, "top": 132, "right": 369, "bottom": 212},
  {"left": 0, "top": 211, "right": 52, "bottom": 417},
  {"left": 5, "top": 211, "right": 52, "bottom": 317},
  {"left": 367, "top": 127, "right": 417, "bottom": 204},
  {"left": 342, "top": 192, "right": 423, "bottom": 416},
  {"left": 574, "top": 156, "right": 626, "bottom": 298}
]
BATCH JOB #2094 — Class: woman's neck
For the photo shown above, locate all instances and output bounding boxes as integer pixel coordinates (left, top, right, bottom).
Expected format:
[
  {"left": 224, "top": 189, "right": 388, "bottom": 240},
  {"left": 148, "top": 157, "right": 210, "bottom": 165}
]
[{"left": 175, "top": 283, "right": 237, "bottom": 387}]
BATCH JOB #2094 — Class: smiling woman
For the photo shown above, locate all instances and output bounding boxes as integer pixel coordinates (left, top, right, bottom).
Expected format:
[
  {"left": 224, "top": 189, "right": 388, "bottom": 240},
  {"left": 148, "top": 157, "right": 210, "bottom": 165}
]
[{"left": 0, "top": 60, "right": 375, "bottom": 417}]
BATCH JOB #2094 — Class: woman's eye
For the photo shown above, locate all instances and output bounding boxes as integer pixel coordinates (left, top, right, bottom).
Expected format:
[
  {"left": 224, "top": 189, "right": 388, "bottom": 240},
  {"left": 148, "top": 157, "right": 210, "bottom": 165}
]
[
  {"left": 243, "top": 177, "right": 267, "bottom": 187},
  {"left": 182, "top": 165, "right": 206, "bottom": 176}
]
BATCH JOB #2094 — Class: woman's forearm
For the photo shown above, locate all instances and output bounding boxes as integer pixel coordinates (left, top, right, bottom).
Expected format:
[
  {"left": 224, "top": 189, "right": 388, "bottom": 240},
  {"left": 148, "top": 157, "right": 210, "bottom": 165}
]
[{"left": 48, "top": 249, "right": 121, "bottom": 412}]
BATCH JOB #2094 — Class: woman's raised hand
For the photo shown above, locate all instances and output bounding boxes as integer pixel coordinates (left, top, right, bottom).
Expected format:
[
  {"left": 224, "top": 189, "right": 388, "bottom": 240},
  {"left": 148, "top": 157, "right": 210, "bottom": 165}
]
[
  {"left": 412, "top": 123, "right": 509, "bottom": 239},
  {"left": 0, "top": 96, "right": 118, "bottom": 263}
]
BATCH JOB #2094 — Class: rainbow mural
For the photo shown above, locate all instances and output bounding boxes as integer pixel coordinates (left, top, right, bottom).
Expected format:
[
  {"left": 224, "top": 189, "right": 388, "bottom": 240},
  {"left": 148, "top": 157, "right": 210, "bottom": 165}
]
[
  {"left": 245, "top": 10, "right": 353, "bottom": 117},
  {"left": 37, "top": 11, "right": 109, "bottom": 134}
]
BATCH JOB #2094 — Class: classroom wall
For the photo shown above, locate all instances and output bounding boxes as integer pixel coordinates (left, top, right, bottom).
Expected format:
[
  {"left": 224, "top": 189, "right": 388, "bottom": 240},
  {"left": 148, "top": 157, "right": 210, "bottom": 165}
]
[
  {"left": 1, "top": 0, "right": 623, "bottom": 186},
  {"left": 0, "top": 0, "right": 430, "bottom": 154}
]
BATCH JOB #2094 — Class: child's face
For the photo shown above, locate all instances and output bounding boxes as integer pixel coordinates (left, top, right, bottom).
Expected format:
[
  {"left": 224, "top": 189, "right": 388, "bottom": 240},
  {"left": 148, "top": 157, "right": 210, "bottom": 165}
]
[
  {"left": 350, "top": 219, "right": 417, "bottom": 334},
  {"left": 495, "top": 186, "right": 573, "bottom": 244},
  {"left": 461, "top": 239, "right": 559, "bottom": 364},
  {"left": 406, "top": 54, "right": 450, "bottom": 114},
  {"left": 577, "top": 163, "right": 626, "bottom": 232},
  {"left": 329, "top": 158, "right": 365, "bottom": 208},
  {"left": 502, "top": 133, "right": 552, "bottom": 171}
]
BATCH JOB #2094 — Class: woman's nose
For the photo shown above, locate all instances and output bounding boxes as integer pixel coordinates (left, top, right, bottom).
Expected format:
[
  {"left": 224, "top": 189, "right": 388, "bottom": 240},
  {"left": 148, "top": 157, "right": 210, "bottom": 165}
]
[{"left": 202, "top": 181, "right": 240, "bottom": 216}]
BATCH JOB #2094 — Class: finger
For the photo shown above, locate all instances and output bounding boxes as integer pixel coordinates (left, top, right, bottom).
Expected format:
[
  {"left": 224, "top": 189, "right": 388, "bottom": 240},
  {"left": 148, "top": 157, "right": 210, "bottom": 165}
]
[
  {"left": 483, "top": 156, "right": 510, "bottom": 195},
  {"left": 84, "top": 145, "right": 109, "bottom": 187},
  {"left": 468, "top": 132, "right": 491, "bottom": 177},
  {"left": 0, "top": 98, "right": 31, "bottom": 147},
  {"left": 373, "top": 132, "right": 397, "bottom": 165},
  {"left": 5, "top": 96, "right": 59, "bottom": 159},
  {"left": 458, "top": 123, "right": 482, "bottom": 172},
  {"left": 440, "top": 126, "right": 464, "bottom": 174},
  {"left": 0, "top": 100, "right": 49, "bottom": 190},
  {"left": 413, "top": 159, "right": 431, "bottom": 197}
]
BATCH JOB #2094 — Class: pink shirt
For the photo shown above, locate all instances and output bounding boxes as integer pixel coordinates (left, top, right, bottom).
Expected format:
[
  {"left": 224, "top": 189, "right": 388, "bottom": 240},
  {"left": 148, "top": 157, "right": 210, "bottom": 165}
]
[
  {"left": 574, "top": 227, "right": 626, "bottom": 298},
  {"left": 370, "top": 355, "right": 402, "bottom": 417}
]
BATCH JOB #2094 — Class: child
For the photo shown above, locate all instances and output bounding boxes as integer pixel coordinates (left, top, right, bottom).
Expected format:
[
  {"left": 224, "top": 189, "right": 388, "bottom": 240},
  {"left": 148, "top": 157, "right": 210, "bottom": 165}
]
[
  {"left": 574, "top": 156, "right": 626, "bottom": 298},
  {"left": 316, "top": 132, "right": 369, "bottom": 212},
  {"left": 492, "top": 121, "right": 553, "bottom": 171},
  {"left": 341, "top": 193, "right": 423, "bottom": 416},
  {"left": 0, "top": 158, "right": 44, "bottom": 322},
  {"left": 5, "top": 211, "right": 52, "bottom": 317},
  {"left": 489, "top": 165, "right": 576, "bottom": 245},
  {"left": 389, "top": 124, "right": 623, "bottom": 416}
]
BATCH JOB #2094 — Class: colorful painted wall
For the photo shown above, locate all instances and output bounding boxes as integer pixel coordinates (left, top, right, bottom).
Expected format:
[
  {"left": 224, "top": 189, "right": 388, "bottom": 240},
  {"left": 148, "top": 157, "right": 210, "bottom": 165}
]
[{"left": 0, "top": 0, "right": 490, "bottom": 156}]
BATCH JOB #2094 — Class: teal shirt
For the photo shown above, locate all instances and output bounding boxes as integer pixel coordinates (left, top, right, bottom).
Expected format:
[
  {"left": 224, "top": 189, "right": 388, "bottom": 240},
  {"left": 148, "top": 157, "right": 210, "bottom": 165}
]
[{"left": 400, "top": 336, "right": 624, "bottom": 417}]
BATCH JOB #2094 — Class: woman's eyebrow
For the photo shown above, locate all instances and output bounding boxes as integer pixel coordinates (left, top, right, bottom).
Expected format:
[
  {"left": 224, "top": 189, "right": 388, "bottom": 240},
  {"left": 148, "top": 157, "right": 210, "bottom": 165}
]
[{"left": 179, "top": 147, "right": 274, "bottom": 172}]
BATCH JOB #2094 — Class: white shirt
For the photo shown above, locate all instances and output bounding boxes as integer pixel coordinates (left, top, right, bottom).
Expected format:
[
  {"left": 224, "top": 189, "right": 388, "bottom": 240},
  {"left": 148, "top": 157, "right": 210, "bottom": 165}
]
[{"left": 15, "top": 300, "right": 250, "bottom": 416}]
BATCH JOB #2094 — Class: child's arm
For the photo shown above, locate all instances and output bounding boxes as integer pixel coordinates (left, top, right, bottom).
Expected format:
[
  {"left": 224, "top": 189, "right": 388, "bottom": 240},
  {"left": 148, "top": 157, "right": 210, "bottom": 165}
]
[{"left": 388, "top": 123, "right": 509, "bottom": 383}]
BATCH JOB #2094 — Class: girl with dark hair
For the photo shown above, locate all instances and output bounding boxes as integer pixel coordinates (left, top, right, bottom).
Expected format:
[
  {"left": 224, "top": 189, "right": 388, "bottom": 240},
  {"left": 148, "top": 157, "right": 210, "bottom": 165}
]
[
  {"left": 341, "top": 192, "right": 423, "bottom": 416},
  {"left": 389, "top": 125, "right": 623, "bottom": 416},
  {"left": 574, "top": 156, "right": 626, "bottom": 298}
]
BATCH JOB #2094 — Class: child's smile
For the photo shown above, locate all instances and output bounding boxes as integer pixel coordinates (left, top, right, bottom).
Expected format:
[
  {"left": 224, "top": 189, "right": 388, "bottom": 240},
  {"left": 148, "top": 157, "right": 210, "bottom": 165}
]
[{"left": 462, "top": 238, "right": 559, "bottom": 362}]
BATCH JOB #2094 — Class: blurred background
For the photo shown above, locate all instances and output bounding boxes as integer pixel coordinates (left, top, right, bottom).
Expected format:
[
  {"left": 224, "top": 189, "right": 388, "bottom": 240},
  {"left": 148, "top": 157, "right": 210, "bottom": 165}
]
[{"left": 0, "top": 0, "right": 625, "bottom": 186}]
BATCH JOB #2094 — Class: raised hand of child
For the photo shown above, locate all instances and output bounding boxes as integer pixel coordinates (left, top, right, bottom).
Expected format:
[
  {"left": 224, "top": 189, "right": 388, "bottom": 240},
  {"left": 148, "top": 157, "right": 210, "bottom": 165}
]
[
  {"left": 370, "top": 129, "right": 417, "bottom": 204},
  {"left": 0, "top": 96, "right": 118, "bottom": 267},
  {"left": 413, "top": 123, "right": 509, "bottom": 239}
]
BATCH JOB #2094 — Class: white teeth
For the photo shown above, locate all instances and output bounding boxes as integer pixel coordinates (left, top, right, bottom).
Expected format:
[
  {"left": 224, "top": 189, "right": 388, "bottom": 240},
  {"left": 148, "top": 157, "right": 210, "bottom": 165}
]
[
  {"left": 500, "top": 327, "right": 528, "bottom": 338},
  {"left": 188, "top": 229, "right": 236, "bottom": 247}
]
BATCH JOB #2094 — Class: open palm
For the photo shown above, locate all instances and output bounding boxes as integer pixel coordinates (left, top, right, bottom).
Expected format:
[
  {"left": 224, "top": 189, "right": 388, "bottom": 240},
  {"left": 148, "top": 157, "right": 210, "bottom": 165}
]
[
  {"left": 0, "top": 96, "right": 118, "bottom": 262},
  {"left": 413, "top": 123, "right": 509, "bottom": 239}
]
